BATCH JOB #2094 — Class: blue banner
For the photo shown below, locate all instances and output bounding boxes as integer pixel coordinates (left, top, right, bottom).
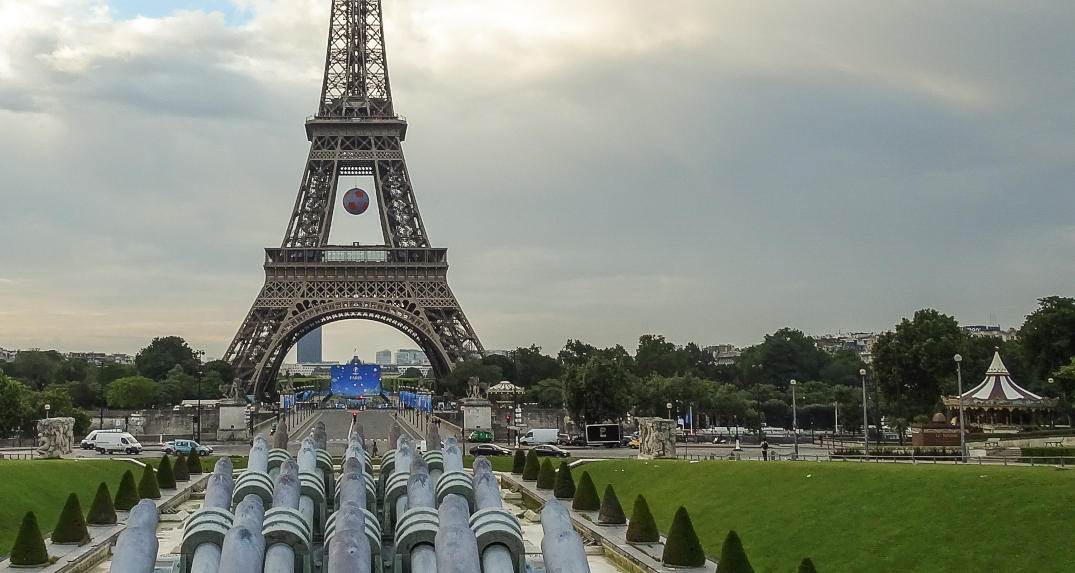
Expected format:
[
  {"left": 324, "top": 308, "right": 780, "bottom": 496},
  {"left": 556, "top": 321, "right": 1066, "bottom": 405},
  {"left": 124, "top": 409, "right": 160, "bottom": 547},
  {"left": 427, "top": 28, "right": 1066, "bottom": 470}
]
[
  {"left": 331, "top": 364, "right": 382, "bottom": 397},
  {"left": 399, "top": 390, "right": 433, "bottom": 413}
]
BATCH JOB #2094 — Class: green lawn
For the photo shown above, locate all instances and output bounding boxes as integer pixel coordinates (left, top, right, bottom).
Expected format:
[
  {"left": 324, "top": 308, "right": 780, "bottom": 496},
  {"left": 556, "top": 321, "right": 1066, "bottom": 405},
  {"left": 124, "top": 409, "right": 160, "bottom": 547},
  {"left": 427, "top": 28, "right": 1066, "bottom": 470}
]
[
  {"left": 0, "top": 460, "right": 143, "bottom": 557},
  {"left": 580, "top": 460, "right": 1075, "bottom": 573}
]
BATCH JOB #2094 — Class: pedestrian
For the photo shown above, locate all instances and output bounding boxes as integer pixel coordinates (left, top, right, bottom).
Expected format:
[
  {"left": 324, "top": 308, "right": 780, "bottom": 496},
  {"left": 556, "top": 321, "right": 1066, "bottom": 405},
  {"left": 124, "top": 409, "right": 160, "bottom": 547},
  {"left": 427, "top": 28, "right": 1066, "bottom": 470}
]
[
  {"left": 372, "top": 441, "right": 379, "bottom": 457},
  {"left": 761, "top": 439, "right": 769, "bottom": 461}
]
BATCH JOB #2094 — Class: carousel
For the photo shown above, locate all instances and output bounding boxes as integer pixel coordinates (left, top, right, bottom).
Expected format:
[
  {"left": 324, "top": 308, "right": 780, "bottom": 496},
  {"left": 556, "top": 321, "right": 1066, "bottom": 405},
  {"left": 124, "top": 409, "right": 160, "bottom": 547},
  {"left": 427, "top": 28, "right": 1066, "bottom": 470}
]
[{"left": 943, "top": 350, "right": 1057, "bottom": 430}]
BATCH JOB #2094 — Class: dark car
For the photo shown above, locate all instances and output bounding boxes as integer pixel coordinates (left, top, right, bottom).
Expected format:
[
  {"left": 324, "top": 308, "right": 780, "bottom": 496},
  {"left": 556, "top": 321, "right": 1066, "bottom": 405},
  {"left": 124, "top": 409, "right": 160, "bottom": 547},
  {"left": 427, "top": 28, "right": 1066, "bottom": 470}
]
[
  {"left": 533, "top": 444, "right": 570, "bottom": 458},
  {"left": 557, "top": 433, "right": 586, "bottom": 446},
  {"left": 469, "top": 444, "right": 512, "bottom": 456}
]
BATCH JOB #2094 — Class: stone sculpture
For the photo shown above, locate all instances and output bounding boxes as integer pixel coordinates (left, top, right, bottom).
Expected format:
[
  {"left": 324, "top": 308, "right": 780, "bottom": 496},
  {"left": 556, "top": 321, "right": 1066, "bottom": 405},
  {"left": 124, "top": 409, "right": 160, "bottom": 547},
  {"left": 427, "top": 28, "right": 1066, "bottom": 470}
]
[
  {"left": 637, "top": 417, "right": 677, "bottom": 460},
  {"left": 35, "top": 417, "right": 75, "bottom": 459}
]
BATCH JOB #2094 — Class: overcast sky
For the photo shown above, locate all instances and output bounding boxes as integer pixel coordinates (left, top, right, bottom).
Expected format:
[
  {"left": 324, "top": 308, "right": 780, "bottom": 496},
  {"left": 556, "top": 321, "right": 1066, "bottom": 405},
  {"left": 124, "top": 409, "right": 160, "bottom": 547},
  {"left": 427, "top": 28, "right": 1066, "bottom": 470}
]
[{"left": 1, "top": 1, "right": 1073, "bottom": 362}]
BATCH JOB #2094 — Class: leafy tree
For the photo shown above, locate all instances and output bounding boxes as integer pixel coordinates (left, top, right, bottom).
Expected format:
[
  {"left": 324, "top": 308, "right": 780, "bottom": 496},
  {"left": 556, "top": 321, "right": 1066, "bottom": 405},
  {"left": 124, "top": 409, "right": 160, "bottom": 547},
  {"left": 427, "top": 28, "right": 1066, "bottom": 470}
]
[
  {"left": 202, "top": 359, "right": 236, "bottom": 384},
  {"left": 820, "top": 349, "right": 867, "bottom": 387},
  {"left": 138, "top": 464, "right": 161, "bottom": 499},
  {"left": 536, "top": 459, "right": 556, "bottom": 490},
  {"left": 626, "top": 495, "right": 659, "bottom": 542},
  {"left": 10, "top": 511, "right": 48, "bottom": 565},
  {"left": 558, "top": 339, "right": 602, "bottom": 368},
  {"left": 481, "top": 354, "right": 515, "bottom": 382},
  {"left": 114, "top": 470, "right": 139, "bottom": 510},
  {"left": 29, "top": 387, "right": 91, "bottom": 435},
  {"left": 871, "top": 309, "right": 968, "bottom": 418},
  {"left": 135, "top": 336, "right": 201, "bottom": 380},
  {"left": 439, "top": 359, "right": 501, "bottom": 398},
  {"left": 552, "top": 461, "right": 575, "bottom": 499},
  {"left": 564, "top": 355, "right": 632, "bottom": 424},
  {"left": 572, "top": 471, "right": 600, "bottom": 511},
  {"left": 522, "top": 449, "right": 540, "bottom": 480},
  {"left": 106, "top": 376, "right": 158, "bottom": 409},
  {"left": 173, "top": 454, "right": 190, "bottom": 482},
  {"left": 736, "top": 328, "right": 828, "bottom": 391},
  {"left": 635, "top": 334, "right": 684, "bottom": 378},
  {"left": 598, "top": 484, "right": 626, "bottom": 525},
  {"left": 402, "top": 367, "right": 423, "bottom": 379},
  {"left": 12, "top": 350, "right": 61, "bottom": 390},
  {"left": 158, "top": 365, "right": 198, "bottom": 406},
  {"left": 97, "top": 360, "right": 136, "bottom": 385},
  {"left": 662, "top": 506, "right": 705, "bottom": 567},
  {"left": 718, "top": 530, "right": 754, "bottom": 572},
  {"left": 510, "top": 345, "right": 561, "bottom": 387},
  {"left": 86, "top": 482, "right": 117, "bottom": 525},
  {"left": 51, "top": 493, "right": 89, "bottom": 545},
  {"left": 524, "top": 378, "right": 565, "bottom": 408},
  {"left": 66, "top": 380, "right": 98, "bottom": 409},
  {"left": 0, "top": 372, "right": 32, "bottom": 438}
]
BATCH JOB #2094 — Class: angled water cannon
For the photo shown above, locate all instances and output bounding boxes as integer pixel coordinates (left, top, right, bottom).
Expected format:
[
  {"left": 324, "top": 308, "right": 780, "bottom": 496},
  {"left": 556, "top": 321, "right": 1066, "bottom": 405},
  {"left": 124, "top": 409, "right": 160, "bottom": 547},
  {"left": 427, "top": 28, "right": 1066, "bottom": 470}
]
[
  {"left": 325, "top": 456, "right": 381, "bottom": 572},
  {"left": 394, "top": 456, "right": 440, "bottom": 572},
  {"left": 296, "top": 436, "right": 328, "bottom": 537},
  {"left": 218, "top": 494, "right": 265, "bottom": 573},
  {"left": 423, "top": 423, "right": 444, "bottom": 484},
  {"left": 180, "top": 457, "right": 235, "bottom": 572},
  {"left": 434, "top": 436, "right": 474, "bottom": 511},
  {"left": 383, "top": 436, "right": 415, "bottom": 533},
  {"left": 267, "top": 421, "right": 291, "bottom": 480},
  {"left": 470, "top": 456, "right": 526, "bottom": 573},
  {"left": 233, "top": 435, "right": 274, "bottom": 510},
  {"left": 262, "top": 460, "right": 313, "bottom": 573},
  {"left": 110, "top": 499, "right": 160, "bottom": 573}
]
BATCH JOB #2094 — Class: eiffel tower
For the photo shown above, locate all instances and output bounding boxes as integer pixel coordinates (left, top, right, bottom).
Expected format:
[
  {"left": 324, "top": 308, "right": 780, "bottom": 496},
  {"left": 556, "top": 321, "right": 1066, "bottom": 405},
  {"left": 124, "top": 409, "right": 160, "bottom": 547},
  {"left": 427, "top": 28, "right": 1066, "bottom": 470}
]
[{"left": 224, "top": 0, "right": 484, "bottom": 396}]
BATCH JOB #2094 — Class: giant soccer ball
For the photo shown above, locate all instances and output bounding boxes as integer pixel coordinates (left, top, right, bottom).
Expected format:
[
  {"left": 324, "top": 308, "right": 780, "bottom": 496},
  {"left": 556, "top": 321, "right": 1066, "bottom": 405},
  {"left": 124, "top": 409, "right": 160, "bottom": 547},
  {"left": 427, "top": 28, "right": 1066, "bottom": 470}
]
[{"left": 342, "top": 188, "right": 370, "bottom": 215}]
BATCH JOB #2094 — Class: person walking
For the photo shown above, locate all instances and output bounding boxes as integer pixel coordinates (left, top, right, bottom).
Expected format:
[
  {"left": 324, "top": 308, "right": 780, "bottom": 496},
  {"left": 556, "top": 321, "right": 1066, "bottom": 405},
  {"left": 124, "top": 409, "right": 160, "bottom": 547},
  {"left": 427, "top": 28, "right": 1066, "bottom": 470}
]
[{"left": 760, "top": 439, "right": 770, "bottom": 461}]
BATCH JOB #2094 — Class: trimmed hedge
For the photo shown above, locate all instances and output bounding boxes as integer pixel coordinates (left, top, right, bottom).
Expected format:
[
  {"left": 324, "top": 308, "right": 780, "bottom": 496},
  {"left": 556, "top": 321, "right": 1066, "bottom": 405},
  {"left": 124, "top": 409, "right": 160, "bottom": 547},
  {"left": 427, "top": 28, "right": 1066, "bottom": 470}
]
[
  {"left": 512, "top": 449, "right": 526, "bottom": 474},
  {"left": 187, "top": 449, "right": 203, "bottom": 474},
  {"left": 173, "top": 454, "right": 190, "bottom": 481},
  {"left": 114, "top": 470, "right": 140, "bottom": 511},
  {"left": 522, "top": 449, "right": 540, "bottom": 481},
  {"left": 553, "top": 461, "right": 575, "bottom": 499},
  {"left": 598, "top": 484, "right": 626, "bottom": 524},
  {"left": 661, "top": 506, "right": 704, "bottom": 567},
  {"left": 51, "top": 493, "right": 90, "bottom": 545},
  {"left": 718, "top": 530, "right": 754, "bottom": 573},
  {"left": 798, "top": 557, "right": 818, "bottom": 573},
  {"left": 625, "top": 494, "right": 659, "bottom": 543},
  {"left": 536, "top": 459, "right": 556, "bottom": 490},
  {"left": 1019, "top": 447, "right": 1075, "bottom": 464},
  {"left": 87, "top": 482, "right": 117, "bottom": 525},
  {"left": 138, "top": 464, "right": 161, "bottom": 500},
  {"left": 572, "top": 471, "right": 600, "bottom": 511},
  {"left": 156, "top": 455, "right": 176, "bottom": 489},
  {"left": 9, "top": 511, "right": 48, "bottom": 566}
]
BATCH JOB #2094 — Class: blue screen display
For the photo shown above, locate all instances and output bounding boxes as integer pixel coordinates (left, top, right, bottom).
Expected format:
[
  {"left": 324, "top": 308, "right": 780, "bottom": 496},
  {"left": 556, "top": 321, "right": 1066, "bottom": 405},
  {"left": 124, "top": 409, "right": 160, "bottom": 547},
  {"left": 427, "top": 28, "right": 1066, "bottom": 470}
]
[{"left": 330, "top": 364, "right": 382, "bottom": 397}]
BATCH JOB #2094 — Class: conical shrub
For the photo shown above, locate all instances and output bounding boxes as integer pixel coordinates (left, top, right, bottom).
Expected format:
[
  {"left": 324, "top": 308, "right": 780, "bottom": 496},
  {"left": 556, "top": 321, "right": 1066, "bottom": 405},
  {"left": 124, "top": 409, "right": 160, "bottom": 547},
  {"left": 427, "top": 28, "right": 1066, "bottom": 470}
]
[
  {"left": 536, "top": 459, "right": 556, "bottom": 490},
  {"left": 186, "top": 449, "right": 203, "bottom": 474},
  {"left": 718, "top": 530, "right": 754, "bottom": 573},
  {"left": 173, "top": 453, "right": 190, "bottom": 482},
  {"left": 156, "top": 455, "right": 177, "bottom": 489},
  {"left": 114, "top": 470, "right": 139, "bottom": 511},
  {"left": 661, "top": 506, "right": 704, "bottom": 567},
  {"left": 798, "top": 558, "right": 818, "bottom": 573},
  {"left": 9, "top": 512, "right": 48, "bottom": 566},
  {"left": 598, "top": 484, "right": 626, "bottom": 524},
  {"left": 86, "top": 482, "right": 117, "bottom": 525},
  {"left": 572, "top": 471, "right": 600, "bottom": 511},
  {"left": 512, "top": 449, "right": 526, "bottom": 474},
  {"left": 625, "top": 494, "right": 659, "bottom": 543},
  {"left": 51, "top": 493, "right": 90, "bottom": 545},
  {"left": 553, "top": 461, "right": 576, "bottom": 499},
  {"left": 522, "top": 449, "right": 540, "bottom": 480},
  {"left": 138, "top": 463, "right": 161, "bottom": 500}
]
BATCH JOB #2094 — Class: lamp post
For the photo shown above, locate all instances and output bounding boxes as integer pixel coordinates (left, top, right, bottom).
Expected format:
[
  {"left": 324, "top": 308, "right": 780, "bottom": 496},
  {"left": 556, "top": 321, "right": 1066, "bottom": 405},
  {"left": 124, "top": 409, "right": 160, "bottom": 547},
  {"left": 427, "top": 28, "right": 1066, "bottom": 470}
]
[
  {"left": 790, "top": 379, "right": 798, "bottom": 459},
  {"left": 44, "top": 404, "right": 51, "bottom": 419},
  {"left": 666, "top": 402, "right": 672, "bottom": 420},
  {"left": 860, "top": 368, "right": 869, "bottom": 461},
  {"left": 954, "top": 354, "right": 966, "bottom": 463}
]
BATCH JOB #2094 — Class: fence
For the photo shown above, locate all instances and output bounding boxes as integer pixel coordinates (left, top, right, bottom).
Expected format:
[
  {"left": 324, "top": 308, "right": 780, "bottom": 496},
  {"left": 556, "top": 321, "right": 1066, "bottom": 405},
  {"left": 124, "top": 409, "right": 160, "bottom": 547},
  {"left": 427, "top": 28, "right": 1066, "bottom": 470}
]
[{"left": 673, "top": 451, "right": 1075, "bottom": 467}]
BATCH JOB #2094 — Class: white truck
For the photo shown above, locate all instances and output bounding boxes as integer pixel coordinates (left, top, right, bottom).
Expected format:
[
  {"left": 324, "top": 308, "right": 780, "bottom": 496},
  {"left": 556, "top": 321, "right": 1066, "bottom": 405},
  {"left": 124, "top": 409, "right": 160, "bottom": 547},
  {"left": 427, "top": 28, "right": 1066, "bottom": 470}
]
[
  {"left": 94, "top": 432, "right": 143, "bottom": 455},
  {"left": 518, "top": 428, "right": 559, "bottom": 446}
]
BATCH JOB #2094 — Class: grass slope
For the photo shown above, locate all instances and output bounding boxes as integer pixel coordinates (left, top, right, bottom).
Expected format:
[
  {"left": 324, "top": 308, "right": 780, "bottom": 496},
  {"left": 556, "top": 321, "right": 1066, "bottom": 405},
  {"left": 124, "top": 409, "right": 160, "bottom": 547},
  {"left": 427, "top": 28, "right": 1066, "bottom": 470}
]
[
  {"left": 0, "top": 460, "right": 139, "bottom": 557},
  {"left": 582, "top": 460, "right": 1075, "bottom": 573}
]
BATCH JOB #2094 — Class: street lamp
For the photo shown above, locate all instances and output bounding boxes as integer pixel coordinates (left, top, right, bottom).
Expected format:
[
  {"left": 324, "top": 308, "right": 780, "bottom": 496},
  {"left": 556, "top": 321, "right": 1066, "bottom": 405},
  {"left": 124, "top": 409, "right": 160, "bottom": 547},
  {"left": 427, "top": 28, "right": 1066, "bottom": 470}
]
[
  {"left": 790, "top": 379, "right": 798, "bottom": 459},
  {"left": 954, "top": 354, "right": 966, "bottom": 463},
  {"left": 666, "top": 402, "right": 673, "bottom": 420},
  {"left": 44, "top": 404, "right": 51, "bottom": 419},
  {"left": 860, "top": 368, "right": 869, "bottom": 461}
]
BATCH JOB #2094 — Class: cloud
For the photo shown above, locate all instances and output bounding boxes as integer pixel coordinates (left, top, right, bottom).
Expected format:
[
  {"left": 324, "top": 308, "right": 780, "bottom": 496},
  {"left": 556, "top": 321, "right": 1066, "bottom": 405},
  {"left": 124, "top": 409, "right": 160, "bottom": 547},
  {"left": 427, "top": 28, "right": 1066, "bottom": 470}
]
[{"left": 0, "top": 0, "right": 1073, "bottom": 361}]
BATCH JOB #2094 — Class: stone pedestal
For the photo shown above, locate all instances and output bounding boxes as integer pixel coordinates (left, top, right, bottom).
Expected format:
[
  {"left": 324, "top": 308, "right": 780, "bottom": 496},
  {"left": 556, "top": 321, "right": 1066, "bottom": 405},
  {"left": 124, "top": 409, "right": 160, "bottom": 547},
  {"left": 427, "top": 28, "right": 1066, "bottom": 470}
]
[
  {"left": 36, "top": 417, "right": 75, "bottom": 459},
  {"left": 217, "top": 402, "right": 249, "bottom": 441},
  {"left": 460, "top": 398, "right": 492, "bottom": 436},
  {"left": 637, "top": 417, "right": 676, "bottom": 459}
]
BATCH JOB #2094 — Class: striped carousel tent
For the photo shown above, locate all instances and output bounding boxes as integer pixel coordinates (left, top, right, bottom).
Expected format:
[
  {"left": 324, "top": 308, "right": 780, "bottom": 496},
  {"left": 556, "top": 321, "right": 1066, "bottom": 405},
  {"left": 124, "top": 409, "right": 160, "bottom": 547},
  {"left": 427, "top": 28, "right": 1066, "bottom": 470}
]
[{"left": 943, "top": 350, "right": 1056, "bottom": 427}]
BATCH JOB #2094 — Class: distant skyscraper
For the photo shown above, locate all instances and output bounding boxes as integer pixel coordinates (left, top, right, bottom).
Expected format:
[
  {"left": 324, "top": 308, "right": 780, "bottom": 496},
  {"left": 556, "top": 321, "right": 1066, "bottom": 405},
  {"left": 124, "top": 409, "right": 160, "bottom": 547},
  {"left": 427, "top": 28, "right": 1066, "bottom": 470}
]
[
  {"left": 296, "top": 328, "right": 323, "bottom": 364},
  {"left": 396, "top": 349, "right": 429, "bottom": 366},
  {"left": 375, "top": 349, "right": 392, "bottom": 365}
]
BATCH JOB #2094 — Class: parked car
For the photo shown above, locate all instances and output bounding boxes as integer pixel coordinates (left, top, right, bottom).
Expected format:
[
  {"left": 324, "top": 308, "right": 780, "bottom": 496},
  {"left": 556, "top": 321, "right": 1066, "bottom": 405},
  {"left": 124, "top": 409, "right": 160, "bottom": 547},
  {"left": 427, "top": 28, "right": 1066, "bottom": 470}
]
[
  {"left": 163, "top": 439, "right": 213, "bottom": 456},
  {"left": 468, "top": 430, "right": 494, "bottom": 443},
  {"left": 95, "top": 432, "right": 143, "bottom": 455},
  {"left": 557, "top": 434, "right": 586, "bottom": 446},
  {"left": 469, "top": 444, "right": 512, "bottom": 456},
  {"left": 628, "top": 438, "right": 640, "bottom": 448},
  {"left": 532, "top": 444, "right": 570, "bottom": 458},
  {"left": 80, "top": 429, "right": 123, "bottom": 450}
]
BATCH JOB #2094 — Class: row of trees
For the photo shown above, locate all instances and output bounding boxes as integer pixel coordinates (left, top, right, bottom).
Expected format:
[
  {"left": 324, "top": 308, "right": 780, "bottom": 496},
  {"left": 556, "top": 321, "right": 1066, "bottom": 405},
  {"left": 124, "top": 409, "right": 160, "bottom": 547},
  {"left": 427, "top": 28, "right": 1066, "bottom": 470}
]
[
  {"left": 0, "top": 336, "right": 237, "bottom": 438},
  {"left": 439, "top": 296, "right": 1075, "bottom": 434}
]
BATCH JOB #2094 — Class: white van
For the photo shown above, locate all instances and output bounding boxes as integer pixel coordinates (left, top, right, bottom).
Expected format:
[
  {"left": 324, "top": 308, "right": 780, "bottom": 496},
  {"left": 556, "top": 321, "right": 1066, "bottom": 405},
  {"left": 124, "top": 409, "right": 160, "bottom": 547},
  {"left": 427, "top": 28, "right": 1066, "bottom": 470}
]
[
  {"left": 80, "top": 428, "right": 123, "bottom": 450},
  {"left": 519, "top": 428, "right": 559, "bottom": 446},
  {"left": 94, "top": 432, "right": 143, "bottom": 455}
]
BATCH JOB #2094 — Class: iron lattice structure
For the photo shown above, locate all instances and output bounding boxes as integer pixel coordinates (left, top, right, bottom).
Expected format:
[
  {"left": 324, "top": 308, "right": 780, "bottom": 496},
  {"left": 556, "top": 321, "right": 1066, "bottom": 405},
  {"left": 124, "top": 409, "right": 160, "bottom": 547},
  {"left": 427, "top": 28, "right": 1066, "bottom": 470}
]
[{"left": 225, "top": 0, "right": 484, "bottom": 396}]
